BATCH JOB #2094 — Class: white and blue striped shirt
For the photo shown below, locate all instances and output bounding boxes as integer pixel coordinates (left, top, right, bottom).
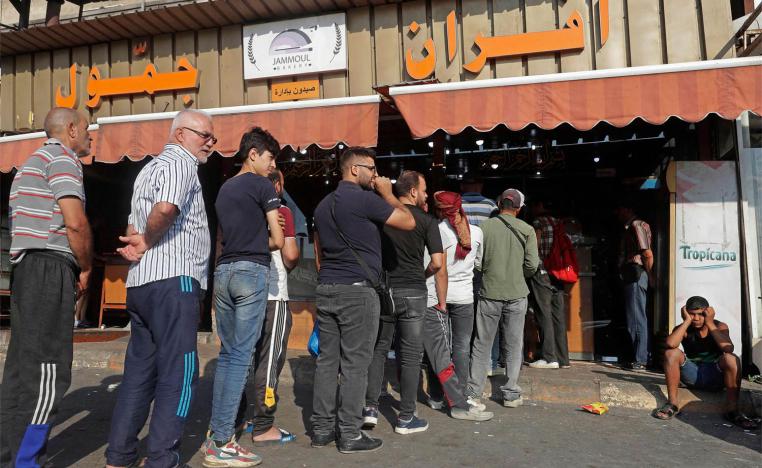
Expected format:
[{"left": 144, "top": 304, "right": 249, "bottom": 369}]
[{"left": 125, "top": 144, "right": 211, "bottom": 289}]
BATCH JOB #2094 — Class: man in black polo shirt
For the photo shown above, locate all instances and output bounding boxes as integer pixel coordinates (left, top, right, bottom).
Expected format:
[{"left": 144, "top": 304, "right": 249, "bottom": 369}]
[
  {"left": 311, "top": 147, "right": 414, "bottom": 453},
  {"left": 362, "top": 170, "right": 442, "bottom": 435}
]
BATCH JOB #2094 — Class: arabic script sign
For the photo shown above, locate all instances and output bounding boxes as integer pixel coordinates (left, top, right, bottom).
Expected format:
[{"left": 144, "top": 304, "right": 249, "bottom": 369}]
[
  {"left": 243, "top": 13, "right": 347, "bottom": 80},
  {"left": 55, "top": 57, "right": 199, "bottom": 109},
  {"left": 271, "top": 80, "right": 320, "bottom": 102},
  {"left": 406, "top": 0, "right": 609, "bottom": 79}
]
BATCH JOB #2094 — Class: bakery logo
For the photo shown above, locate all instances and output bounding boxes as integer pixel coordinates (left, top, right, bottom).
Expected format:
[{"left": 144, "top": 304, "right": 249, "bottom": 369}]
[{"left": 244, "top": 13, "right": 346, "bottom": 80}]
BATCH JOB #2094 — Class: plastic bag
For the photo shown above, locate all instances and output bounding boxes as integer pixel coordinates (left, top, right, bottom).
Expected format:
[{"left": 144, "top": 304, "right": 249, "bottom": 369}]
[{"left": 308, "top": 321, "right": 319, "bottom": 357}]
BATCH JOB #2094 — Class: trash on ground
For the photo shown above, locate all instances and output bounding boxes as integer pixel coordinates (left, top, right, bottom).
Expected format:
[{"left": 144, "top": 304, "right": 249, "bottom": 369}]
[
  {"left": 722, "top": 423, "right": 733, "bottom": 427},
  {"left": 580, "top": 402, "right": 609, "bottom": 415}
]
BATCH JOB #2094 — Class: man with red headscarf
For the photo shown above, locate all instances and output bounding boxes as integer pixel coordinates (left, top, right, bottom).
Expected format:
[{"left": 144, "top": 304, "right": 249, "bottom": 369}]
[
  {"left": 424, "top": 191, "right": 484, "bottom": 409},
  {"left": 419, "top": 191, "right": 493, "bottom": 422}
]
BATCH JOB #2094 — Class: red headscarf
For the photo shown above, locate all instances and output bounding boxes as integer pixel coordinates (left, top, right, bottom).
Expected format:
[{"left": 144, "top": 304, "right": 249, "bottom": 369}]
[{"left": 433, "top": 191, "right": 471, "bottom": 260}]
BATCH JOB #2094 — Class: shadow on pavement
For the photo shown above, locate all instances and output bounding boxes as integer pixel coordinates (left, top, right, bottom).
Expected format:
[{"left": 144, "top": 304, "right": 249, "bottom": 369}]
[
  {"left": 672, "top": 400, "right": 762, "bottom": 452},
  {"left": 287, "top": 355, "right": 316, "bottom": 436},
  {"left": 590, "top": 367, "right": 761, "bottom": 451},
  {"left": 46, "top": 374, "right": 122, "bottom": 467},
  {"left": 47, "top": 359, "right": 219, "bottom": 467}
]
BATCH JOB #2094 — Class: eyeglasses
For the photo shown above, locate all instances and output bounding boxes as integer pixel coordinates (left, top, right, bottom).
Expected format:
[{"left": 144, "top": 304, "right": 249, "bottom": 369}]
[
  {"left": 354, "top": 163, "right": 377, "bottom": 173},
  {"left": 182, "top": 127, "right": 217, "bottom": 145}
]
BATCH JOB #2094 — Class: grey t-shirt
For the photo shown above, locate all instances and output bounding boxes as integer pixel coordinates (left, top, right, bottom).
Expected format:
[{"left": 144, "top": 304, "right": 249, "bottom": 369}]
[{"left": 9, "top": 138, "right": 86, "bottom": 264}]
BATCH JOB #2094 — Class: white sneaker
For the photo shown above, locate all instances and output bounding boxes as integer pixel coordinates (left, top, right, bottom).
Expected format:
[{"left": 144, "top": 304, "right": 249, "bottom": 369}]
[
  {"left": 487, "top": 366, "right": 505, "bottom": 377},
  {"left": 451, "top": 405, "right": 494, "bottom": 421},
  {"left": 466, "top": 397, "right": 486, "bottom": 411},
  {"left": 427, "top": 398, "right": 444, "bottom": 410},
  {"left": 528, "top": 359, "right": 559, "bottom": 369},
  {"left": 503, "top": 396, "right": 524, "bottom": 408}
]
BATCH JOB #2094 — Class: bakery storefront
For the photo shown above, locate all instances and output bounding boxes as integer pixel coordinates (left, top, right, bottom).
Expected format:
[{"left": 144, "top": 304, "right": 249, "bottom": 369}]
[{"left": 1, "top": 0, "right": 760, "bottom": 361}]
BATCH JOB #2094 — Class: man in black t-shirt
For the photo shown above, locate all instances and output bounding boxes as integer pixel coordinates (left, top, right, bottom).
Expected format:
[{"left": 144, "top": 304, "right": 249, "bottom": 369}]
[
  {"left": 311, "top": 147, "right": 414, "bottom": 453},
  {"left": 654, "top": 296, "right": 758, "bottom": 429},
  {"left": 205, "top": 127, "right": 284, "bottom": 467},
  {"left": 362, "top": 171, "right": 442, "bottom": 435}
]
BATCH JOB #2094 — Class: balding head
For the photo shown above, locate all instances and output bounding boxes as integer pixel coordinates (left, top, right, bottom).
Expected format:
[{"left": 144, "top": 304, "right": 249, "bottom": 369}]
[
  {"left": 169, "top": 109, "right": 215, "bottom": 163},
  {"left": 44, "top": 107, "right": 83, "bottom": 138},
  {"left": 43, "top": 107, "right": 91, "bottom": 157}
]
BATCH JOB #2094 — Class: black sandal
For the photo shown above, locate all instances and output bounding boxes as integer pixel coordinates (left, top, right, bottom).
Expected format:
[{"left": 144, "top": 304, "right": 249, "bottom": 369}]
[
  {"left": 725, "top": 411, "right": 760, "bottom": 430},
  {"left": 652, "top": 402, "right": 679, "bottom": 420}
]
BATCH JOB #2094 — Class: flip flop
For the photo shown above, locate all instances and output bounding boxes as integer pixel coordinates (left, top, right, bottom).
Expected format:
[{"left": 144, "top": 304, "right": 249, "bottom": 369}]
[
  {"left": 652, "top": 402, "right": 679, "bottom": 420},
  {"left": 725, "top": 411, "right": 761, "bottom": 430},
  {"left": 252, "top": 428, "right": 296, "bottom": 446}
]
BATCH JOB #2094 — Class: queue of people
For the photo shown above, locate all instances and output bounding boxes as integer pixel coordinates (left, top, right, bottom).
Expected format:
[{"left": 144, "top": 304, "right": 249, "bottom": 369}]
[{"left": 1, "top": 107, "right": 757, "bottom": 468}]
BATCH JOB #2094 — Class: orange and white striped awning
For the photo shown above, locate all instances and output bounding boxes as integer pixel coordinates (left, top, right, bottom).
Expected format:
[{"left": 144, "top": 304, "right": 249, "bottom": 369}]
[
  {"left": 0, "top": 95, "right": 380, "bottom": 172},
  {"left": 389, "top": 57, "right": 762, "bottom": 138}
]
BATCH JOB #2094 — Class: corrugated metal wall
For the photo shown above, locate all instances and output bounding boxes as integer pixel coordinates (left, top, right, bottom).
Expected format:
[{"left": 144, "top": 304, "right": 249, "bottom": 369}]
[{"left": 0, "top": 0, "right": 734, "bottom": 132}]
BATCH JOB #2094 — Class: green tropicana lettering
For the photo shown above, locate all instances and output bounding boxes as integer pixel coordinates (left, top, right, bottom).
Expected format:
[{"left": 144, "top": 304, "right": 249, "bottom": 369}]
[{"left": 680, "top": 245, "right": 737, "bottom": 262}]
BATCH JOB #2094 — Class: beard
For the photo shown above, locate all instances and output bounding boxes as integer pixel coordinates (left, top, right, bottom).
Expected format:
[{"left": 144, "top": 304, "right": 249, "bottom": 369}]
[{"left": 359, "top": 176, "right": 374, "bottom": 191}]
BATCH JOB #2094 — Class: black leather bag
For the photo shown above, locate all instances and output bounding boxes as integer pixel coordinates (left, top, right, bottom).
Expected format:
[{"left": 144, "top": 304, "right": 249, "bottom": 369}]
[{"left": 330, "top": 194, "right": 395, "bottom": 316}]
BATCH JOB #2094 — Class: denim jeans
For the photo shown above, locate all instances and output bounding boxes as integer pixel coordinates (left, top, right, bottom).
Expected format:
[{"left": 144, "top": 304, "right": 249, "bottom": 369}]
[
  {"left": 311, "top": 284, "right": 380, "bottom": 440},
  {"left": 209, "top": 261, "right": 269, "bottom": 442},
  {"left": 529, "top": 271, "right": 569, "bottom": 366},
  {"left": 623, "top": 268, "right": 649, "bottom": 365},
  {"left": 366, "top": 288, "right": 425, "bottom": 420},
  {"left": 468, "top": 297, "right": 528, "bottom": 403}
]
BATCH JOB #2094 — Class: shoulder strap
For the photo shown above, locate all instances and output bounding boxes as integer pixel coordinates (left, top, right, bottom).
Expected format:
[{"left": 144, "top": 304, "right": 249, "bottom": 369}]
[
  {"left": 330, "top": 193, "right": 379, "bottom": 287},
  {"left": 496, "top": 215, "right": 526, "bottom": 251}
]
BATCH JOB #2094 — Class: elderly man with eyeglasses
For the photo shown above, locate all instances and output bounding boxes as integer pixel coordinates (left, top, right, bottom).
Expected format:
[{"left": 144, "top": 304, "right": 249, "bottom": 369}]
[{"left": 105, "top": 109, "right": 216, "bottom": 468}]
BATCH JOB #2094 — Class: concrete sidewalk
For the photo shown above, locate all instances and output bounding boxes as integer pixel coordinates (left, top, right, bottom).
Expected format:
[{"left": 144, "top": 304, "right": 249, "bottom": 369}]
[{"left": 1, "top": 331, "right": 760, "bottom": 416}]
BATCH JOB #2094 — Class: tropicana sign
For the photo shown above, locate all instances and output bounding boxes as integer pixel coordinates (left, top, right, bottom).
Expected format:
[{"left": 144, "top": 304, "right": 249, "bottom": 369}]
[{"left": 405, "top": 0, "right": 609, "bottom": 79}]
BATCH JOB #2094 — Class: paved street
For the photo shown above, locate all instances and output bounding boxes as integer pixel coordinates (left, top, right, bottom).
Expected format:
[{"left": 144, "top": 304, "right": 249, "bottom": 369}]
[{"left": 20, "top": 365, "right": 760, "bottom": 468}]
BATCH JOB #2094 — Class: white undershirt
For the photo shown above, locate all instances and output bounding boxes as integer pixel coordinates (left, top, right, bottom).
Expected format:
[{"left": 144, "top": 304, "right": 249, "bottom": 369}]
[{"left": 424, "top": 221, "right": 483, "bottom": 307}]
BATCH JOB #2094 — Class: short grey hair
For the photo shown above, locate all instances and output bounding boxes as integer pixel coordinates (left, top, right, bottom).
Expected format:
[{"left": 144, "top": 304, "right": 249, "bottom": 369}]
[{"left": 169, "top": 109, "right": 212, "bottom": 137}]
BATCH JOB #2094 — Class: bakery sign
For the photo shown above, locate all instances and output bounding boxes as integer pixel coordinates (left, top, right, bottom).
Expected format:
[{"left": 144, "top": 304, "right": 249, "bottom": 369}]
[{"left": 243, "top": 12, "right": 347, "bottom": 80}]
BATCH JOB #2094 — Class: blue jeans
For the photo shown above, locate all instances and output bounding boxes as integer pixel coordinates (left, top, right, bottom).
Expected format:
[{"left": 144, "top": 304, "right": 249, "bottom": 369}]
[
  {"left": 209, "top": 261, "right": 269, "bottom": 442},
  {"left": 623, "top": 268, "right": 649, "bottom": 365}
]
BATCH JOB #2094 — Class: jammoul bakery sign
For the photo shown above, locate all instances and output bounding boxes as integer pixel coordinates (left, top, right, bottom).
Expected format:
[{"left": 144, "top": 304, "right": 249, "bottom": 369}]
[{"left": 243, "top": 12, "right": 348, "bottom": 80}]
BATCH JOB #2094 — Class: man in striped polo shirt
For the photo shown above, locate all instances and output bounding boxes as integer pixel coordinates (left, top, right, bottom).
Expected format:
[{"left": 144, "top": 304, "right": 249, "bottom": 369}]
[
  {"left": 0, "top": 108, "right": 93, "bottom": 467},
  {"left": 105, "top": 109, "right": 214, "bottom": 468},
  {"left": 460, "top": 175, "right": 498, "bottom": 227}
]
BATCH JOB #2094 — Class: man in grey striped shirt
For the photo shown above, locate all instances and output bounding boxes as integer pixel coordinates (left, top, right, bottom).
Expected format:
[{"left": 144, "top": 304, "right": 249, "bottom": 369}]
[
  {"left": 1, "top": 108, "right": 93, "bottom": 468},
  {"left": 106, "top": 110, "right": 214, "bottom": 468}
]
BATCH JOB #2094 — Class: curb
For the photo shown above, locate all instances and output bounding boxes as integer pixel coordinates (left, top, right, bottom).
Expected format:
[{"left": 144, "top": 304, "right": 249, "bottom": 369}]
[{"left": 2, "top": 341, "right": 760, "bottom": 417}]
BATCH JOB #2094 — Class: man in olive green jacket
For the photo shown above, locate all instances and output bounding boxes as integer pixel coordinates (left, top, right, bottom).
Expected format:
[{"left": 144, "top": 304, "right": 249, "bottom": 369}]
[{"left": 466, "top": 188, "right": 539, "bottom": 408}]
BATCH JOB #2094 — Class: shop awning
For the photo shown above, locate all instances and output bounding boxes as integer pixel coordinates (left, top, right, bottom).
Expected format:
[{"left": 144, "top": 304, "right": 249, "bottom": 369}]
[
  {"left": 0, "top": 95, "right": 380, "bottom": 172},
  {"left": 388, "top": 57, "right": 762, "bottom": 138},
  {"left": 0, "top": 126, "right": 99, "bottom": 173}
]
